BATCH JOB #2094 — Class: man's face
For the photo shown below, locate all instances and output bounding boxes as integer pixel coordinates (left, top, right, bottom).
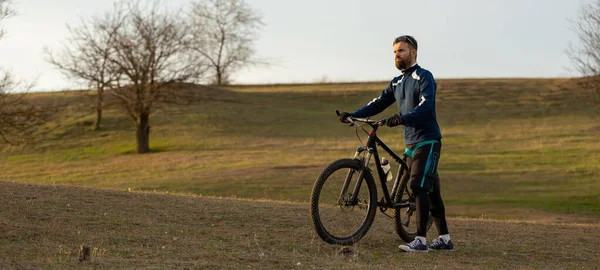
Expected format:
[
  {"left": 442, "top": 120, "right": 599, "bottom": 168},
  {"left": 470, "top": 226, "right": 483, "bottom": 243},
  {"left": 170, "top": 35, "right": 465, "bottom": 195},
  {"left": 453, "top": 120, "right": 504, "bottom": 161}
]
[{"left": 394, "top": 41, "right": 415, "bottom": 71}]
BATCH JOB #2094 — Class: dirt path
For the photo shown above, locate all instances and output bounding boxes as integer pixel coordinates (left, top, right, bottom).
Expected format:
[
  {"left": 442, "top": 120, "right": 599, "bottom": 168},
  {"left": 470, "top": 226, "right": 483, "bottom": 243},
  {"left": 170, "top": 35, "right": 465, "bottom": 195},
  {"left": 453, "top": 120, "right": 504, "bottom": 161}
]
[{"left": 1, "top": 181, "right": 598, "bottom": 269}]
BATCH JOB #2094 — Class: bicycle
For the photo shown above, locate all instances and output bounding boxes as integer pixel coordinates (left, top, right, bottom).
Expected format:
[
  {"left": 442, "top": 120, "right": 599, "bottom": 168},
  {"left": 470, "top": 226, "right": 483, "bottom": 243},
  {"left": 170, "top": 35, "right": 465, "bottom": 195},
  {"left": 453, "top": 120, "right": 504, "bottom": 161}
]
[{"left": 310, "top": 111, "right": 432, "bottom": 245}]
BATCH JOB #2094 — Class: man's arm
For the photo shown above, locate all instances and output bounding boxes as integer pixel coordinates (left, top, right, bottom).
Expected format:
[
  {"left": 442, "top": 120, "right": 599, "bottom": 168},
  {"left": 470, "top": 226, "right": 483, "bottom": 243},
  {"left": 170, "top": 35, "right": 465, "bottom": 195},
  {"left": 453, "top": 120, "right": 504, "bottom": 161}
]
[
  {"left": 400, "top": 72, "right": 436, "bottom": 125},
  {"left": 352, "top": 79, "right": 397, "bottom": 118}
]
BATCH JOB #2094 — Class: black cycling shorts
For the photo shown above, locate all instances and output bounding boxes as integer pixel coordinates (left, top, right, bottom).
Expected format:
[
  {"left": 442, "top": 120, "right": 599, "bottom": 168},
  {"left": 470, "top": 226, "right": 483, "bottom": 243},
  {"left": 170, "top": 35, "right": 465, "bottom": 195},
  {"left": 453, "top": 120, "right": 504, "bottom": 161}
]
[{"left": 405, "top": 140, "right": 442, "bottom": 192}]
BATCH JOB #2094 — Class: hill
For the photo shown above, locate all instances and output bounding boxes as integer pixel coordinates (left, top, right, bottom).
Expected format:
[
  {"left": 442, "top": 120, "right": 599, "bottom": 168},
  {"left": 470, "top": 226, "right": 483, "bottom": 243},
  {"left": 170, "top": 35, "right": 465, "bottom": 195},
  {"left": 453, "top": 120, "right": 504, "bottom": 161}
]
[
  {"left": 1, "top": 78, "right": 599, "bottom": 220},
  {"left": 1, "top": 181, "right": 598, "bottom": 269}
]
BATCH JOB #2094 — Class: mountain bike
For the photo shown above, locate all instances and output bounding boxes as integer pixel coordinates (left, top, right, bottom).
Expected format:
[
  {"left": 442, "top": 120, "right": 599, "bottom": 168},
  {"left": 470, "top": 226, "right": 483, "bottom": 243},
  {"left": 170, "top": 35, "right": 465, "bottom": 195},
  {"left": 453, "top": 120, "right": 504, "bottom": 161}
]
[{"left": 310, "top": 111, "right": 432, "bottom": 245}]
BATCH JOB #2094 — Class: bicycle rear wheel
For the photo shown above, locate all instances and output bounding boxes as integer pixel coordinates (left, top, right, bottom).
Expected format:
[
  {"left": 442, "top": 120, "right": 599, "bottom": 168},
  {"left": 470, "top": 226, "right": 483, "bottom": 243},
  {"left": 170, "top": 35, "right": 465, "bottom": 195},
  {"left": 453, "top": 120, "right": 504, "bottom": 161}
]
[
  {"left": 310, "top": 158, "right": 377, "bottom": 245},
  {"left": 393, "top": 171, "right": 433, "bottom": 242}
]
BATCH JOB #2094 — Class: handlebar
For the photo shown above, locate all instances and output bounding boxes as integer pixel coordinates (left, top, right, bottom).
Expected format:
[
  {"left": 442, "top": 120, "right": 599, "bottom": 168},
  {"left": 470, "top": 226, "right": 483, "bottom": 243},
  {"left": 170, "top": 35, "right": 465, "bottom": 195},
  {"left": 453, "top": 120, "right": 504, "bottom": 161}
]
[{"left": 335, "top": 110, "right": 386, "bottom": 127}]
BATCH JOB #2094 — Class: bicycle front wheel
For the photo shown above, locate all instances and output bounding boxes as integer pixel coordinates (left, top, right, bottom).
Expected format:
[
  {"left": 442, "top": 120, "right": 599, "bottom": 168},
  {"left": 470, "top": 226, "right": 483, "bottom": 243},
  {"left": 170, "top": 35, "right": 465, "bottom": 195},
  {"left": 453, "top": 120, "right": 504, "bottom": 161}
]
[{"left": 310, "top": 158, "right": 377, "bottom": 245}]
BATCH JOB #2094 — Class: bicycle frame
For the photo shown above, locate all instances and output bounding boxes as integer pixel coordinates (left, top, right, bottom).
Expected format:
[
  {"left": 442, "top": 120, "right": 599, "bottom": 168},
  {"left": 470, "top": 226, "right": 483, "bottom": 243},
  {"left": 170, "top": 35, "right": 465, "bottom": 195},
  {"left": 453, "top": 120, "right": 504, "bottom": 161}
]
[{"left": 344, "top": 121, "right": 412, "bottom": 209}]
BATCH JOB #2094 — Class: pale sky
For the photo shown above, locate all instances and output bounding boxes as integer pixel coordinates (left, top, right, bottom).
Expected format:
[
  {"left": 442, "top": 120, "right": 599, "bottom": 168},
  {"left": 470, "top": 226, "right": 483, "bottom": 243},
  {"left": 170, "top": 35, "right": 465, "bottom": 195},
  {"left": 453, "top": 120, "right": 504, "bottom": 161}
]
[{"left": 0, "top": 0, "right": 592, "bottom": 91}]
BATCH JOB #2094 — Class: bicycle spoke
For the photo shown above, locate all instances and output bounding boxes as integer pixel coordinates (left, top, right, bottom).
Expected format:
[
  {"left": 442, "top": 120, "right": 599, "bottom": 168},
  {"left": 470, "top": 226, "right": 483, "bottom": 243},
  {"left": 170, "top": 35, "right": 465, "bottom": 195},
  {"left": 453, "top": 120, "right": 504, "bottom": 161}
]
[
  {"left": 311, "top": 158, "right": 377, "bottom": 245},
  {"left": 317, "top": 167, "right": 372, "bottom": 239}
]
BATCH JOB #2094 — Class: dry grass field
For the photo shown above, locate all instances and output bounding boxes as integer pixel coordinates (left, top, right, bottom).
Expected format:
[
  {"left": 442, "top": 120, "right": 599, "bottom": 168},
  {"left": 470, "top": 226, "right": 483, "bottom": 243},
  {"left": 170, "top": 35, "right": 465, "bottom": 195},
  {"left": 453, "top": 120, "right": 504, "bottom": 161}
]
[
  {"left": 1, "top": 181, "right": 598, "bottom": 269},
  {"left": 0, "top": 78, "right": 599, "bottom": 268}
]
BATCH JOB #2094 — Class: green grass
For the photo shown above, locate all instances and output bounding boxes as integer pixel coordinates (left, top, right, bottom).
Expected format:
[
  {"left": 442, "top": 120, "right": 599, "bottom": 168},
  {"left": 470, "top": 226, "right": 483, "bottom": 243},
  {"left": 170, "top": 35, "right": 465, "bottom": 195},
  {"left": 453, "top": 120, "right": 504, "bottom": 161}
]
[{"left": 1, "top": 79, "right": 599, "bottom": 219}]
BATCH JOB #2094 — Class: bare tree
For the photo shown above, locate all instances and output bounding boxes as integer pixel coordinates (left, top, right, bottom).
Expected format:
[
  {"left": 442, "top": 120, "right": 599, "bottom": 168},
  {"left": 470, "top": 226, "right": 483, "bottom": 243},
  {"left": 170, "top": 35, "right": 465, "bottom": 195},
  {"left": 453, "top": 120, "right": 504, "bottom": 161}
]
[
  {"left": 0, "top": 0, "right": 45, "bottom": 145},
  {"left": 0, "top": 75, "right": 45, "bottom": 144},
  {"left": 188, "top": 0, "right": 264, "bottom": 85},
  {"left": 46, "top": 6, "right": 125, "bottom": 130},
  {"left": 567, "top": 0, "right": 600, "bottom": 117},
  {"left": 49, "top": 0, "right": 205, "bottom": 153},
  {"left": 0, "top": 0, "right": 15, "bottom": 39},
  {"left": 111, "top": 1, "right": 206, "bottom": 153}
]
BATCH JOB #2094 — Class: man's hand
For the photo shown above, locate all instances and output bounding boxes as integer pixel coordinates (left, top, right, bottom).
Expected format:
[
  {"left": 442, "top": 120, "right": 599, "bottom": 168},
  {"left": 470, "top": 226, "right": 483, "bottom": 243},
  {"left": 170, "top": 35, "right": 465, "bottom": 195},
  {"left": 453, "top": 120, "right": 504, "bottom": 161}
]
[
  {"left": 385, "top": 114, "right": 403, "bottom": 127},
  {"left": 339, "top": 112, "right": 353, "bottom": 123}
]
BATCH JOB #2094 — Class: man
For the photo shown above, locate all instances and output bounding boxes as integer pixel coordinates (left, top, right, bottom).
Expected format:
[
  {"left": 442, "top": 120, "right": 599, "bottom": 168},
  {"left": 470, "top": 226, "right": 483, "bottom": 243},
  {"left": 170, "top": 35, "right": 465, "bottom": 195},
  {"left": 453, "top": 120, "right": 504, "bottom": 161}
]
[{"left": 338, "top": 35, "right": 453, "bottom": 252}]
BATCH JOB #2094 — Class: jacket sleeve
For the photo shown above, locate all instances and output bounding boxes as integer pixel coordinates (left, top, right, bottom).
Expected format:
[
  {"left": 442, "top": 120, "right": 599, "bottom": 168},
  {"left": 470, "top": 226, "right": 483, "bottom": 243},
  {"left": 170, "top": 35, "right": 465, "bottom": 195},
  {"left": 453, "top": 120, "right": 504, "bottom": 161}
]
[
  {"left": 400, "top": 72, "right": 436, "bottom": 125},
  {"left": 352, "top": 79, "right": 397, "bottom": 118}
]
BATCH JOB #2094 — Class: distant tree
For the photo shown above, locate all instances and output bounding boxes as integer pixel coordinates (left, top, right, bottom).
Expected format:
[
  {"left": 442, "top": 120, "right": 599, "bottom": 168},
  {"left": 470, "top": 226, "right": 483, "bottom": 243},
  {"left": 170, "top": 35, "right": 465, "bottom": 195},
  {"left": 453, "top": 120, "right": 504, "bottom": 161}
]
[
  {"left": 45, "top": 3, "right": 124, "bottom": 130},
  {"left": 49, "top": 0, "right": 206, "bottom": 153},
  {"left": 45, "top": 6, "right": 125, "bottom": 130},
  {"left": 0, "top": 0, "right": 15, "bottom": 39},
  {"left": 188, "top": 0, "right": 264, "bottom": 85},
  {"left": 0, "top": 0, "right": 45, "bottom": 145},
  {"left": 0, "top": 73, "right": 46, "bottom": 145},
  {"left": 567, "top": 0, "right": 600, "bottom": 117}
]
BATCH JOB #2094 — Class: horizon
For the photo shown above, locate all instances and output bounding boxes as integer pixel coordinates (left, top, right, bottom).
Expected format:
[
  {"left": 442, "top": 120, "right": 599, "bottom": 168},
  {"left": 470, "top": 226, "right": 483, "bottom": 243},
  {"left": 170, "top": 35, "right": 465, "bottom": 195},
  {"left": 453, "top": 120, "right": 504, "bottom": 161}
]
[{"left": 22, "top": 76, "right": 576, "bottom": 94}]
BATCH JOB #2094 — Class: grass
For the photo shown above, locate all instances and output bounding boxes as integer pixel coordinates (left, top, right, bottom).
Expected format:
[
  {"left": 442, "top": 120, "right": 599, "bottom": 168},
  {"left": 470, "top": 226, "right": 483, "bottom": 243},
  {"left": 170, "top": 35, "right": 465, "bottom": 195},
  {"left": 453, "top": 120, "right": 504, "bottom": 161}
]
[
  {"left": 1, "top": 79, "right": 599, "bottom": 268},
  {"left": 1, "top": 181, "right": 598, "bottom": 269},
  {"left": 0, "top": 78, "right": 599, "bottom": 221}
]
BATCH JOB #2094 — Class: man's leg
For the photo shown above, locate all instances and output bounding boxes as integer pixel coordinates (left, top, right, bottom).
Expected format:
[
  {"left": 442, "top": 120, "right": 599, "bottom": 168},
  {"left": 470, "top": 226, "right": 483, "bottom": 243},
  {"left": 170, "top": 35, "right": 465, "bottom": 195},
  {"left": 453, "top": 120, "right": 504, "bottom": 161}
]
[
  {"left": 428, "top": 187, "right": 453, "bottom": 250},
  {"left": 398, "top": 142, "right": 436, "bottom": 252},
  {"left": 427, "top": 142, "right": 453, "bottom": 250},
  {"left": 429, "top": 182, "right": 449, "bottom": 236},
  {"left": 414, "top": 187, "right": 431, "bottom": 238}
]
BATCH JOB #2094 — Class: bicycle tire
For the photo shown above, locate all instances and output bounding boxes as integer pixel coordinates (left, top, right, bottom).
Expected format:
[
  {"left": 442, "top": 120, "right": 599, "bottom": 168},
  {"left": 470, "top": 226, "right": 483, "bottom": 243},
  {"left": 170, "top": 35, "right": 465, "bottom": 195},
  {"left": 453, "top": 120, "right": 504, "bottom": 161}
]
[
  {"left": 393, "top": 171, "right": 433, "bottom": 242},
  {"left": 310, "top": 158, "right": 377, "bottom": 245}
]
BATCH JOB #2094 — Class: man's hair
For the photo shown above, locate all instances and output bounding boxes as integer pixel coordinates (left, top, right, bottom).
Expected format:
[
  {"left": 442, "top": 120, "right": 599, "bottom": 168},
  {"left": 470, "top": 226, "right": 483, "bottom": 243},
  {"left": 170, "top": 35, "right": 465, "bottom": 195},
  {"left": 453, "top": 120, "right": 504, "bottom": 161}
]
[{"left": 393, "top": 35, "right": 418, "bottom": 50}]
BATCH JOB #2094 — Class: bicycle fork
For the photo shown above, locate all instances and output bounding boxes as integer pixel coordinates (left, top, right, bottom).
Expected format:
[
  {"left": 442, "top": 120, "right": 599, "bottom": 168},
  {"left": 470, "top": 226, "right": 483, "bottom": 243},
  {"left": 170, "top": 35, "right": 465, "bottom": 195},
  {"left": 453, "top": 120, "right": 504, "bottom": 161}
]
[{"left": 338, "top": 146, "right": 372, "bottom": 205}]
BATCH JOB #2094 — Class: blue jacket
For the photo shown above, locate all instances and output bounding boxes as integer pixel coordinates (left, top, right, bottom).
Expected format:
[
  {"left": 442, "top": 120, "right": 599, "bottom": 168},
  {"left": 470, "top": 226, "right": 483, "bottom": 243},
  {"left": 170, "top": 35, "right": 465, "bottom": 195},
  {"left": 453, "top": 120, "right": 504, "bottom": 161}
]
[{"left": 352, "top": 64, "right": 442, "bottom": 145}]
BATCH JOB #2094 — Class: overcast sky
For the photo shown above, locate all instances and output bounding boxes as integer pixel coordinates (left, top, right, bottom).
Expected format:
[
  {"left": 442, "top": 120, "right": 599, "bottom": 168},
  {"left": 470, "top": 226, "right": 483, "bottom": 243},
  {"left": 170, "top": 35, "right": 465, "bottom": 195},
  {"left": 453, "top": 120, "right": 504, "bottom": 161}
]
[{"left": 0, "top": 0, "right": 592, "bottom": 91}]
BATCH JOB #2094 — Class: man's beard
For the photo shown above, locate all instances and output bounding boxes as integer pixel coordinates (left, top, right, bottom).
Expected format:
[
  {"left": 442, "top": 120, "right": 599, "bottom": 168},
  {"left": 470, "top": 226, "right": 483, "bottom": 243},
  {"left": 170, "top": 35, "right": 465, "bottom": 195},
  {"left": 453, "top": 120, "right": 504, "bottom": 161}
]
[{"left": 395, "top": 58, "right": 406, "bottom": 71}]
